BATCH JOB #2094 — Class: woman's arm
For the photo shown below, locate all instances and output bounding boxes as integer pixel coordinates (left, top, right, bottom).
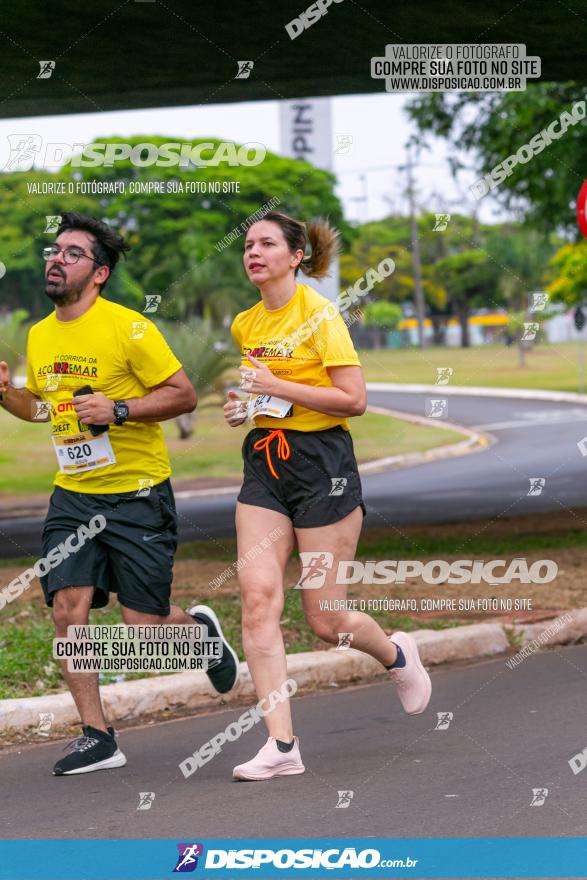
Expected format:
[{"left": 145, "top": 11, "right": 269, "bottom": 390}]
[{"left": 242, "top": 355, "right": 367, "bottom": 419}]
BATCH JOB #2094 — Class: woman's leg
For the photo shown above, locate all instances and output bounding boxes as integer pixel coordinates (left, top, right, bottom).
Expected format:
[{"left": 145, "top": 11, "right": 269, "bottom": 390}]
[
  {"left": 236, "top": 501, "right": 296, "bottom": 740},
  {"left": 296, "top": 506, "right": 431, "bottom": 715},
  {"left": 295, "top": 506, "right": 397, "bottom": 665}
]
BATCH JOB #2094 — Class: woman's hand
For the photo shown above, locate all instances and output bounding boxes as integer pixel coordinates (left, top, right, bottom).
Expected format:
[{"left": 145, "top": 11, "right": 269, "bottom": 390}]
[
  {"left": 224, "top": 390, "right": 248, "bottom": 427},
  {"left": 239, "top": 354, "right": 282, "bottom": 396}
]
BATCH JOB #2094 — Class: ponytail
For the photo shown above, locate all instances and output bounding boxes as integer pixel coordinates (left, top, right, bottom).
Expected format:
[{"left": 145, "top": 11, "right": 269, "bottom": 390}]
[
  {"left": 299, "top": 219, "right": 340, "bottom": 279},
  {"left": 258, "top": 211, "right": 340, "bottom": 279}
]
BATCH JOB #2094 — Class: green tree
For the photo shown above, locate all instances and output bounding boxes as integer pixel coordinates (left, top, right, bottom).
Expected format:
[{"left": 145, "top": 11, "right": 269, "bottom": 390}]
[
  {"left": 484, "top": 224, "right": 560, "bottom": 312},
  {"left": 546, "top": 242, "right": 587, "bottom": 306},
  {"left": 0, "top": 309, "right": 29, "bottom": 372},
  {"left": 363, "top": 301, "right": 402, "bottom": 348},
  {"left": 0, "top": 137, "right": 348, "bottom": 323},
  {"left": 406, "top": 83, "right": 586, "bottom": 233},
  {"left": 505, "top": 310, "right": 549, "bottom": 368},
  {"left": 434, "top": 250, "right": 499, "bottom": 347}
]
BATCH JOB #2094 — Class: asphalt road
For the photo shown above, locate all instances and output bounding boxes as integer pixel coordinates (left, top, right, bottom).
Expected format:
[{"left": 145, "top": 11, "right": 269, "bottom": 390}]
[
  {"left": 2, "top": 646, "right": 586, "bottom": 840},
  {"left": 3, "top": 389, "right": 587, "bottom": 557},
  {"left": 362, "top": 388, "right": 587, "bottom": 526}
]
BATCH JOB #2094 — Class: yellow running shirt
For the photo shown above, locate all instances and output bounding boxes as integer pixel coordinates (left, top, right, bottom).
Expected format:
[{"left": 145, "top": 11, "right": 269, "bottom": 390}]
[
  {"left": 25, "top": 296, "right": 182, "bottom": 493},
  {"left": 230, "top": 282, "right": 362, "bottom": 432}
]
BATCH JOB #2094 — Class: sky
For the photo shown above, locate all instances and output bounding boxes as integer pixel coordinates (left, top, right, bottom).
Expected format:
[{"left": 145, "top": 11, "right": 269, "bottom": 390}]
[{"left": 0, "top": 92, "right": 510, "bottom": 226}]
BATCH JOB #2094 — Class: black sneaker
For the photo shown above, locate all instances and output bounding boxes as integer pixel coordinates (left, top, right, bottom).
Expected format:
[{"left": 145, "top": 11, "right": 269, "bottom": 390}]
[
  {"left": 188, "top": 604, "right": 239, "bottom": 694},
  {"left": 52, "top": 725, "right": 127, "bottom": 776}
]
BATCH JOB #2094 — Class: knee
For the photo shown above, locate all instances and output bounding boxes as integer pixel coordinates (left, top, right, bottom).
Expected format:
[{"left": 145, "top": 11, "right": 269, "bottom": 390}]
[
  {"left": 52, "top": 589, "right": 91, "bottom": 633},
  {"left": 306, "top": 612, "right": 349, "bottom": 645},
  {"left": 240, "top": 580, "right": 283, "bottom": 635}
]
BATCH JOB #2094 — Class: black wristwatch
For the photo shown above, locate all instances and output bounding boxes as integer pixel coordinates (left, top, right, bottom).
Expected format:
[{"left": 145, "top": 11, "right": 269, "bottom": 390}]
[{"left": 113, "top": 400, "right": 129, "bottom": 426}]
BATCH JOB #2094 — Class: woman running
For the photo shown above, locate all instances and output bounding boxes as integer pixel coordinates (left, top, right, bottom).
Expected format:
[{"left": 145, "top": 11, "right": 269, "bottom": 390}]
[{"left": 224, "top": 211, "right": 431, "bottom": 781}]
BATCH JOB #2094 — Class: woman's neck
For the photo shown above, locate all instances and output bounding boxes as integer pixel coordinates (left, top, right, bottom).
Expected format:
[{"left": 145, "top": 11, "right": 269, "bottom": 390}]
[{"left": 259, "top": 276, "right": 298, "bottom": 311}]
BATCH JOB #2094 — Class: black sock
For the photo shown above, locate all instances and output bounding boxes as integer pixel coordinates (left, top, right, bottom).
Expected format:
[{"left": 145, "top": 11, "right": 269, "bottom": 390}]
[
  {"left": 85, "top": 725, "right": 114, "bottom": 740},
  {"left": 276, "top": 738, "right": 295, "bottom": 753},
  {"left": 385, "top": 643, "right": 406, "bottom": 669}
]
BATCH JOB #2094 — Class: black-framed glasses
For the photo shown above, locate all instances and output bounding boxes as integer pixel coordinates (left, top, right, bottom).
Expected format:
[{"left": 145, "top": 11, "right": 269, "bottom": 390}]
[{"left": 42, "top": 245, "right": 102, "bottom": 266}]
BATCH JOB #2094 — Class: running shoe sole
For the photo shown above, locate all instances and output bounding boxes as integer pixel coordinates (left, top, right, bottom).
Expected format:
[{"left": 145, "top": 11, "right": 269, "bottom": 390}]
[
  {"left": 53, "top": 748, "right": 127, "bottom": 776},
  {"left": 233, "top": 762, "right": 306, "bottom": 781}
]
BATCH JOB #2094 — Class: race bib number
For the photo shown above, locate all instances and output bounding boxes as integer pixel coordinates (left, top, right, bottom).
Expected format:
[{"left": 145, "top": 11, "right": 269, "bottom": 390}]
[
  {"left": 52, "top": 430, "right": 116, "bottom": 474},
  {"left": 248, "top": 394, "right": 293, "bottom": 419}
]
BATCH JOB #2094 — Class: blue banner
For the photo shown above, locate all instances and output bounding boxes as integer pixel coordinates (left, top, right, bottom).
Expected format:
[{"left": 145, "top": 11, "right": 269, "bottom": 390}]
[{"left": 0, "top": 838, "right": 586, "bottom": 879}]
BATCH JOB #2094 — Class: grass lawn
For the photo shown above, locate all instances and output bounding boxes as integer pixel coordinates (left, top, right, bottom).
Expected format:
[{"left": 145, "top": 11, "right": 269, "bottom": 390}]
[
  {"left": 0, "top": 400, "right": 463, "bottom": 496},
  {"left": 0, "top": 594, "right": 465, "bottom": 702},
  {"left": 360, "top": 340, "right": 587, "bottom": 392},
  {"left": 2, "top": 507, "right": 587, "bottom": 701}
]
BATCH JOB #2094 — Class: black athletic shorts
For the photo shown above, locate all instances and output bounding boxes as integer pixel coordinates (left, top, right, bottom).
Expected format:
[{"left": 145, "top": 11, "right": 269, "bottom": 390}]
[
  {"left": 238, "top": 425, "right": 366, "bottom": 528},
  {"left": 40, "top": 479, "right": 178, "bottom": 615}
]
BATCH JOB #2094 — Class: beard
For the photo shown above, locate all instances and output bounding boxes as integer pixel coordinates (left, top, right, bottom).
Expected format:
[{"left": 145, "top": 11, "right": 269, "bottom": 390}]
[{"left": 44, "top": 267, "right": 94, "bottom": 306}]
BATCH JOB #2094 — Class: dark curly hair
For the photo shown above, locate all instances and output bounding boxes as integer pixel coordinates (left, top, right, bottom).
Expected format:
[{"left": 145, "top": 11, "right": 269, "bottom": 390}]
[{"left": 57, "top": 212, "right": 131, "bottom": 289}]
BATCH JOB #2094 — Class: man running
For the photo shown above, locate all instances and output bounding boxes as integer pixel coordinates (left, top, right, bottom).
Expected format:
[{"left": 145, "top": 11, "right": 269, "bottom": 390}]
[{"left": 0, "top": 212, "right": 239, "bottom": 776}]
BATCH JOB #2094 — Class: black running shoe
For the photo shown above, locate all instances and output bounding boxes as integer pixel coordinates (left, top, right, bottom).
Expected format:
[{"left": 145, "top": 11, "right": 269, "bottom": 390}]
[
  {"left": 188, "top": 604, "right": 240, "bottom": 694},
  {"left": 52, "top": 725, "right": 127, "bottom": 776}
]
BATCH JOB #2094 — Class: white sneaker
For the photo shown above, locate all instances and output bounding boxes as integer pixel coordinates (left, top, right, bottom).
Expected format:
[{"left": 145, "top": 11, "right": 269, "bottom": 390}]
[
  {"left": 233, "top": 737, "right": 305, "bottom": 781},
  {"left": 388, "top": 632, "right": 432, "bottom": 715}
]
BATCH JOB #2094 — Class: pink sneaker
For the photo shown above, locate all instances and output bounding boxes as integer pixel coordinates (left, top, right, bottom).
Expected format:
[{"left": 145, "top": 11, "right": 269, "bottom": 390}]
[
  {"left": 232, "top": 737, "right": 305, "bottom": 781},
  {"left": 388, "top": 631, "right": 432, "bottom": 715}
]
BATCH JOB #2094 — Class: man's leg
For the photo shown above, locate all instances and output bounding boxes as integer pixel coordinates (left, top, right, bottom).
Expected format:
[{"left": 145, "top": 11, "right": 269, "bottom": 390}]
[
  {"left": 119, "top": 604, "right": 201, "bottom": 626},
  {"left": 119, "top": 602, "right": 240, "bottom": 694},
  {"left": 52, "top": 585, "right": 108, "bottom": 732}
]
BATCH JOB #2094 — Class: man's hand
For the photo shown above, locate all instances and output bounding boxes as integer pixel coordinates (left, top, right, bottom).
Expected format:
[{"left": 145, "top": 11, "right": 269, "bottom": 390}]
[
  {"left": 0, "top": 360, "right": 11, "bottom": 396},
  {"left": 239, "top": 354, "right": 281, "bottom": 396},
  {"left": 0, "top": 361, "right": 49, "bottom": 421},
  {"left": 72, "top": 391, "right": 115, "bottom": 425}
]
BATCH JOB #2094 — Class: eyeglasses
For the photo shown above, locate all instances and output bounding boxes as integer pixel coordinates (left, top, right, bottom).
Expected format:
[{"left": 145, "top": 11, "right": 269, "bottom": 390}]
[{"left": 42, "top": 245, "right": 102, "bottom": 266}]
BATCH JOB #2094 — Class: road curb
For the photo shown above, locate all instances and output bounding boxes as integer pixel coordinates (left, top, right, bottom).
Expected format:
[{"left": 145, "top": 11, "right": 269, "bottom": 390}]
[
  {"left": 359, "top": 404, "right": 493, "bottom": 473},
  {"left": 2, "top": 609, "right": 585, "bottom": 734}
]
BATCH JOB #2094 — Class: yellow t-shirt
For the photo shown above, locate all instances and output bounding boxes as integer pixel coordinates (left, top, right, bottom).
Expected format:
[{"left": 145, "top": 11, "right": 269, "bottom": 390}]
[
  {"left": 230, "top": 282, "right": 362, "bottom": 432},
  {"left": 26, "top": 296, "right": 182, "bottom": 493}
]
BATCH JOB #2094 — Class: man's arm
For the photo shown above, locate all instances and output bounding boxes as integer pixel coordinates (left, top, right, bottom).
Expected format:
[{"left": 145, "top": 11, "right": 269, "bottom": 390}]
[
  {"left": 0, "top": 361, "right": 48, "bottom": 422},
  {"left": 127, "top": 368, "right": 197, "bottom": 422},
  {"left": 72, "top": 368, "right": 197, "bottom": 425}
]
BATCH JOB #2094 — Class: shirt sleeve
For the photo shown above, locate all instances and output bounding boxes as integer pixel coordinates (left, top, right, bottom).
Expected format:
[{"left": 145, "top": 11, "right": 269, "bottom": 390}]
[
  {"left": 124, "top": 319, "right": 182, "bottom": 388},
  {"left": 313, "top": 310, "right": 362, "bottom": 368},
  {"left": 25, "top": 331, "right": 39, "bottom": 395},
  {"left": 230, "top": 316, "right": 242, "bottom": 350}
]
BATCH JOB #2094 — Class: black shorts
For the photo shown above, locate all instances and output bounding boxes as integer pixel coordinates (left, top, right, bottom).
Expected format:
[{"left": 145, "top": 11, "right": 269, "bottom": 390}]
[
  {"left": 40, "top": 479, "right": 178, "bottom": 615},
  {"left": 238, "top": 425, "right": 366, "bottom": 528}
]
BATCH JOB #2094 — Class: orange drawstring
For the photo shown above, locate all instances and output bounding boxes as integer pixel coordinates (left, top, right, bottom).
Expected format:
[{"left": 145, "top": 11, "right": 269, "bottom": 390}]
[{"left": 253, "top": 429, "right": 290, "bottom": 479}]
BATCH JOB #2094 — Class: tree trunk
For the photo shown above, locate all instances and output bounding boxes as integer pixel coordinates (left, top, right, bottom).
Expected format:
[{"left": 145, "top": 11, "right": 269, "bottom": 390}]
[
  {"left": 176, "top": 412, "right": 195, "bottom": 440},
  {"left": 459, "top": 306, "right": 470, "bottom": 348},
  {"left": 431, "top": 316, "right": 446, "bottom": 346}
]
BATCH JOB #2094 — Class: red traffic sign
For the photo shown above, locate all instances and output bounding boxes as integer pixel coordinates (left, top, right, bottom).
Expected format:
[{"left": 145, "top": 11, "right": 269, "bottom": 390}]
[{"left": 578, "top": 180, "right": 587, "bottom": 238}]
